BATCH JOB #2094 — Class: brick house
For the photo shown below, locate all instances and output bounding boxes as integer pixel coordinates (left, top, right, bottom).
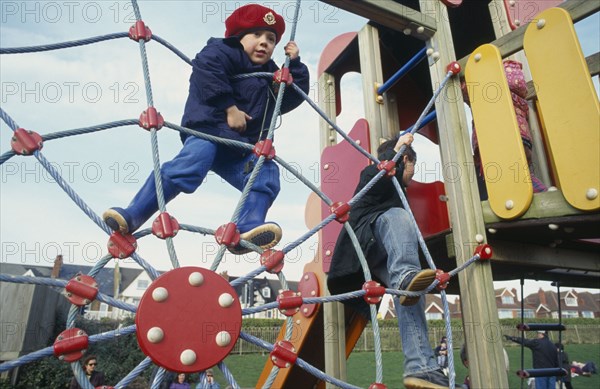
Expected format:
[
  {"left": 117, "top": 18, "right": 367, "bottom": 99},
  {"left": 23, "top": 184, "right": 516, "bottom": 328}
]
[{"left": 523, "top": 288, "right": 600, "bottom": 319}]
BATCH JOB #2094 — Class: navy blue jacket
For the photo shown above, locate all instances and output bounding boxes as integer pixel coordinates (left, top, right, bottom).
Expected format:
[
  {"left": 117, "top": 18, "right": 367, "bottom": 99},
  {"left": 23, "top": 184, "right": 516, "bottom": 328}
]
[{"left": 181, "top": 37, "right": 310, "bottom": 144}]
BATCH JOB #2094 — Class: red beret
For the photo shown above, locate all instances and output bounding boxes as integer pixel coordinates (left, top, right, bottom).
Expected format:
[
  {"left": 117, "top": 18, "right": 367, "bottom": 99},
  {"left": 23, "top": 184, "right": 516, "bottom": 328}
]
[{"left": 225, "top": 4, "right": 286, "bottom": 44}]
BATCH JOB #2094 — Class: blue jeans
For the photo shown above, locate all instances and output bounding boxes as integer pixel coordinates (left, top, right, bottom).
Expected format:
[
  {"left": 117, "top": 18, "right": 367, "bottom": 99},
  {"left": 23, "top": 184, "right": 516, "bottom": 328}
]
[
  {"left": 372, "top": 208, "right": 439, "bottom": 376},
  {"left": 125, "top": 136, "right": 280, "bottom": 232},
  {"left": 163, "top": 136, "right": 280, "bottom": 199},
  {"left": 535, "top": 376, "right": 556, "bottom": 389}
]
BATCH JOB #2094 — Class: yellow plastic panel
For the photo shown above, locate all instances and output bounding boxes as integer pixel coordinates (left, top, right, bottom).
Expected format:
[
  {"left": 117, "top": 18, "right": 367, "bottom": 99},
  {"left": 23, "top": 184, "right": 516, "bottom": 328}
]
[
  {"left": 466, "top": 44, "right": 533, "bottom": 219},
  {"left": 524, "top": 7, "right": 600, "bottom": 211}
]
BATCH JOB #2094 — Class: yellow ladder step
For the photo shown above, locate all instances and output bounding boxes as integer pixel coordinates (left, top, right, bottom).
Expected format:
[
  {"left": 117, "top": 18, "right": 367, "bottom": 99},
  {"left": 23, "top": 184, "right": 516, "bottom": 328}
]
[
  {"left": 524, "top": 7, "right": 600, "bottom": 211},
  {"left": 466, "top": 44, "right": 533, "bottom": 219}
]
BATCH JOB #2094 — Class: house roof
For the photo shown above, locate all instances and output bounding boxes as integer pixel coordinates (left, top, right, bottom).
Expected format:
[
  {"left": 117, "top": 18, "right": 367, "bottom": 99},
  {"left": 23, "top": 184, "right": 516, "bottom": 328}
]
[
  {"left": 1, "top": 263, "right": 53, "bottom": 278},
  {"left": 424, "top": 295, "right": 458, "bottom": 314},
  {"left": 0, "top": 262, "right": 143, "bottom": 297},
  {"left": 524, "top": 289, "right": 600, "bottom": 312}
]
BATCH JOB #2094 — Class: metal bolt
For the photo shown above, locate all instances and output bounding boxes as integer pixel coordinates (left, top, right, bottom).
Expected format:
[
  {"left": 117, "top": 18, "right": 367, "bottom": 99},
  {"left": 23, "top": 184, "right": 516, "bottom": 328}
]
[
  {"left": 505, "top": 200, "right": 514, "bottom": 210},
  {"left": 474, "top": 53, "right": 482, "bottom": 62},
  {"left": 586, "top": 188, "right": 598, "bottom": 200},
  {"left": 403, "top": 28, "right": 412, "bottom": 35},
  {"left": 417, "top": 26, "right": 425, "bottom": 34}
]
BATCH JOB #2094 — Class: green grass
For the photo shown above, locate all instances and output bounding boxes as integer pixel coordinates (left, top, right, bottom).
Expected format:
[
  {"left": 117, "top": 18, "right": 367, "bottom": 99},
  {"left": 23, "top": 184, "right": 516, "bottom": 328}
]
[{"left": 207, "top": 344, "right": 600, "bottom": 388}]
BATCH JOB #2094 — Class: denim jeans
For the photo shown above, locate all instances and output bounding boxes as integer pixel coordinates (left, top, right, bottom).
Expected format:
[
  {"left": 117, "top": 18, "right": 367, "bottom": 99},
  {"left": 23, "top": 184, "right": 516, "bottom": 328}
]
[
  {"left": 535, "top": 376, "right": 556, "bottom": 389},
  {"left": 162, "top": 136, "right": 280, "bottom": 199},
  {"left": 125, "top": 136, "right": 280, "bottom": 231},
  {"left": 372, "top": 207, "right": 439, "bottom": 376}
]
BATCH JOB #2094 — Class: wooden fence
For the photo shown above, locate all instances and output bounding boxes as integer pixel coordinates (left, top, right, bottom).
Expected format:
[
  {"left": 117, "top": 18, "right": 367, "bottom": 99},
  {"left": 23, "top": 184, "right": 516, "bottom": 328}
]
[{"left": 233, "top": 325, "right": 600, "bottom": 354}]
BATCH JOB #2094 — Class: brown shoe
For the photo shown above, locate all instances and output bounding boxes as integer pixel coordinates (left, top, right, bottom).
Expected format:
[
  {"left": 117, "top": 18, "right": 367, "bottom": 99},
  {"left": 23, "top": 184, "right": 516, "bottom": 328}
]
[{"left": 399, "top": 269, "right": 436, "bottom": 306}]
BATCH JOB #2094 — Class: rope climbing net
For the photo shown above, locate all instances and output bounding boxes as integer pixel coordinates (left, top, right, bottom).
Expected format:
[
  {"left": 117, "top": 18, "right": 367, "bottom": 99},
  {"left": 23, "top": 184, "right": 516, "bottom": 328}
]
[{"left": 0, "top": 1, "right": 492, "bottom": 388}]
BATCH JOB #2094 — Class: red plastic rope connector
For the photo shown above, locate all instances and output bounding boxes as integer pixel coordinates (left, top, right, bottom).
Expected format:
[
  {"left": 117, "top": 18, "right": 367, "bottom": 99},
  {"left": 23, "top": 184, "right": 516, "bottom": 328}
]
[
  {"left": 273, "top": 68, "right": 293, "bottom": 85},
  {"left": 65, "top": 274, "right": 99, "bottom": 306},
  {"left": 53, "top": 328, "right": 88, "bottom": 362},
  {"left": 435, "top": 269, "right": 450, "bottom": 291},
  {"left": 152, "top": 212, "right": 180, "bottom": 239},
  {"left": 260, "top": 249, "right": 285, "bottom": 273},
  {"left": 362, "top": 281, "right": 386, "bottom": 304},
  {"left": 277, "top": 290, "right": 303, "bottom": 316},
  {"left": 447, "top": 61, "right": 461, "bottom": 75},
  {"left": 368, "top": 383, "right": 388, "bottom": 389},
  {"left": 139, "top": 107, "right": 164, "bottom": 131},
  {"left": 330, "top": 201, "right": 351, "bottom": 223},
  {"left": 377, "top": 160, "right": 396, "bottom": 178},
  {"left": 474, "top": 244, "right": 493, "bottom": 260},
  {"left": 11, "top": 128, "right": 43, "bottom": 155},
  {"left": 270, "top": 340, "right": 297, "bottom": 368},
  {"left": 214, "top": 223, "right": 240, "bottom": 247},
  {"left": 253, "top": 139, "right": 276, "bottom": 160},
  {"left": 107, "top": 233, "right": 137, "bottom": 259},
  {"left": 128, "top": 20, "right": 152, "bottom": 42}
]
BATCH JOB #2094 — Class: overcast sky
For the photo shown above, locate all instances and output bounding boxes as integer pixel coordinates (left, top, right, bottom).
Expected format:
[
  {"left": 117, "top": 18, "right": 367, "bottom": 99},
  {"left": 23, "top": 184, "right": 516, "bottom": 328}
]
[{"left": 1, "top": 1, "right": 598, "bottom": 300}]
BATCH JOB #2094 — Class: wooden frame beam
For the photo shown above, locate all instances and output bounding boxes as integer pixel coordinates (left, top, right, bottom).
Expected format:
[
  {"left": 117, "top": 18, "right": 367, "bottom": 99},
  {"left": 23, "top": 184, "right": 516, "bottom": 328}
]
[
  {"left": 490, "top": 240, "right": 600, "bottom": 272},
  {"left": 458, "top": 0, "right": 600, "bottom": 74},
  {"left": 481, "top": 190, "right": 591, "bottom": 223},
  {"left": 320, "top": 0, "right": 437, "bottom": 39}
]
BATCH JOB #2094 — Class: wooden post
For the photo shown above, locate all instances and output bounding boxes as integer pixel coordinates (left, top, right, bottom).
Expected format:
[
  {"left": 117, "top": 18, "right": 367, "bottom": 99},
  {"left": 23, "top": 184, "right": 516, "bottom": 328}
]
[
  {"left": 419, "top": 1, "right": 509, "bottom": 387},
  {"left": 318, "top": 70, "right": 347, "bottom": 387},
  {"left": 318, "top": 72, "right": 338, "bottom": 148},
  {"left": 358, "top": 24, "right": 391, "bottom": 148}
]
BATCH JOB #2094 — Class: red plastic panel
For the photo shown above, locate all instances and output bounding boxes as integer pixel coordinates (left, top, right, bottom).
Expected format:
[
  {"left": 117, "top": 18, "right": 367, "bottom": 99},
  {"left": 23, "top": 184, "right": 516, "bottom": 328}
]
[
  {"left": 406, "top": 180, "right": 450, "bottom": 239},
  {"left": 318, "top": 32, "right": 360, "bottom": 117},
  {"left": 320, "top": 119, "right": 371, "bottom": 273},
  {"left": 503, "top": 0, "right": 563, "bottom": 30},
  {"left": 136, "top": 267, "right": 242, "bottom": 373}
]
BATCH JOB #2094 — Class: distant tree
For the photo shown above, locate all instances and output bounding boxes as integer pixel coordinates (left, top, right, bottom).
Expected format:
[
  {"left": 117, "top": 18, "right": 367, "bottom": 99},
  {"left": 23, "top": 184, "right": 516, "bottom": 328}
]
[{"left": 15, "top": 316, "right": 147, "bottom": 388}]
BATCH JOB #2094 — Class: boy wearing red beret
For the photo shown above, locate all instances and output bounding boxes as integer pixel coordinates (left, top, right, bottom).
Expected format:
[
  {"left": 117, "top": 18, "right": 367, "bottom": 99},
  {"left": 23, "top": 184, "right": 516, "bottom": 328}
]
[{"left": 103, "top": 4, "right": 310, "bottom": 253}]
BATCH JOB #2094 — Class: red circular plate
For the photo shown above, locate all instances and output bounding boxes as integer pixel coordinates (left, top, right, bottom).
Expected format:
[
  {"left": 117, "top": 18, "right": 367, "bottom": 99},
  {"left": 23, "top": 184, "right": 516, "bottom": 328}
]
[{"left": 136, "top": 267, "right": 242, "bottom": 372}]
